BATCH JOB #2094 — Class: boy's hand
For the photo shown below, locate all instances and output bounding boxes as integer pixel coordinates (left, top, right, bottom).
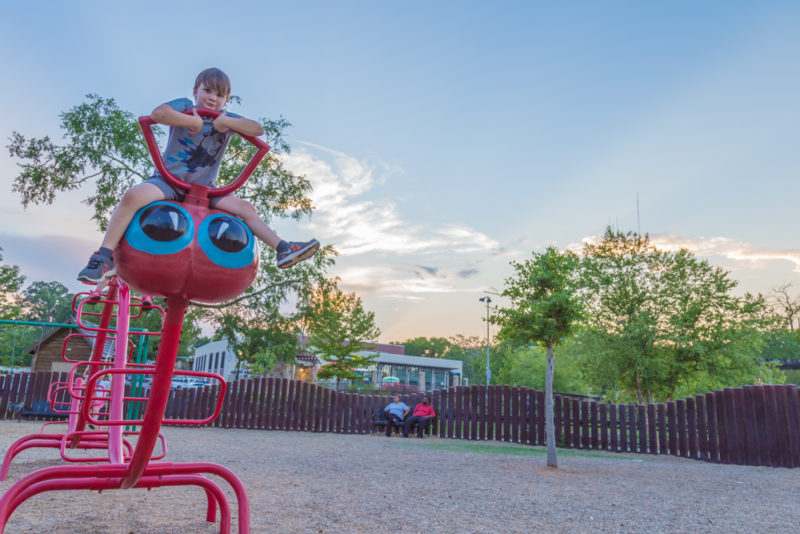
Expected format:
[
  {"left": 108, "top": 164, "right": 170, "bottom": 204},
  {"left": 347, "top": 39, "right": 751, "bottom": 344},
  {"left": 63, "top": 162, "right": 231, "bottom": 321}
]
[
  {"left": 187, "top": 109, "right": 203, "bottom": 135},
  {"left": 213, "top": 112, "right": 230, "bottom": 133}
]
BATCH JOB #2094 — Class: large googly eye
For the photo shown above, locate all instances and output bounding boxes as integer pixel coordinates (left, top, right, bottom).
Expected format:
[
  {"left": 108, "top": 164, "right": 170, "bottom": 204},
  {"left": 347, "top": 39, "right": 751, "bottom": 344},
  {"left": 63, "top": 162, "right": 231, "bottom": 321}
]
[
  {"left": 208, "top": 217, "right": 249, "bottom": 252},
  {"left": 124, "top": 202, "right": 194, "bottom": 255},
  {"left": 197, "top": 214, "right": 258, "bottom": 269}
]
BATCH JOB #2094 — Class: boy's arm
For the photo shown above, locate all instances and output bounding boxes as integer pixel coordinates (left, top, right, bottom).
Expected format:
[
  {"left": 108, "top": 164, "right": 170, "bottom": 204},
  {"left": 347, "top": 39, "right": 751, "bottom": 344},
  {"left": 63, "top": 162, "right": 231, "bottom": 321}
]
[
  {"left": 213, "top": 113, "right": 265, "bottom": 137},
  {"left": 151, "top": 104, "right": 203, "bottom": 135}
]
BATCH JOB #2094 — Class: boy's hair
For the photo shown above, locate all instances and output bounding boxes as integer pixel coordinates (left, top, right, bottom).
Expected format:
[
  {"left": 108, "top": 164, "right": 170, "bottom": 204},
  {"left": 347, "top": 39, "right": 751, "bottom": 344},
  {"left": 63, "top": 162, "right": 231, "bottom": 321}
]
[{"left": 194, "top": 68, "right": 231, "bottom": 98}]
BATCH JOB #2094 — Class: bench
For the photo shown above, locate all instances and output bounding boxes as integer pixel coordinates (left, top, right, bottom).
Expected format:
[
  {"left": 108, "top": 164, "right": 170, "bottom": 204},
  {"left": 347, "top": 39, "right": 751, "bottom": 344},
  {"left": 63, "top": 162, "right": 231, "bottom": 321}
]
[
  {"left": 372, "top": 406, "right": 435, "bottom": 437},
  {"left": 19, "top": 401, "right": 68, "bottom": 421}
]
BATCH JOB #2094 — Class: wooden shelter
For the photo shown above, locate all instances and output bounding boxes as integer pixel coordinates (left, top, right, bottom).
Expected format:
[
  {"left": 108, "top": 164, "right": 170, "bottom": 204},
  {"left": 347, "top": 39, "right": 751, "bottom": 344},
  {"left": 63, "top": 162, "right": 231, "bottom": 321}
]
[{"left": 25, "top": 323, "right": 113, "bottom": 373}]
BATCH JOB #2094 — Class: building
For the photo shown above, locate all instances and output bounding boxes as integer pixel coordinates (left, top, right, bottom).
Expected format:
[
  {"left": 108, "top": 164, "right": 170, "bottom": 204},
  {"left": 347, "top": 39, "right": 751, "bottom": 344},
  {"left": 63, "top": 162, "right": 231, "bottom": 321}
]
[
  {"left": 363, "top": 350, "right": 463, "bottom": 390},
  {"left": 190, "top": 340, "right": 242, "bottom": 382},
  {"left": 191, "top": 338, "right": 463, "bottom": 390}
]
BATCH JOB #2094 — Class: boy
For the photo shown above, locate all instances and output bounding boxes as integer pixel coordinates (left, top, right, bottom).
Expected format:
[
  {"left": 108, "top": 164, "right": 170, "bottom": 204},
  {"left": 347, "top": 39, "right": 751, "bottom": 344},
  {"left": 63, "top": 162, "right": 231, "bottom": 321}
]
[{"left": 78, "top": 67, "right": 319, "bottom": 284}]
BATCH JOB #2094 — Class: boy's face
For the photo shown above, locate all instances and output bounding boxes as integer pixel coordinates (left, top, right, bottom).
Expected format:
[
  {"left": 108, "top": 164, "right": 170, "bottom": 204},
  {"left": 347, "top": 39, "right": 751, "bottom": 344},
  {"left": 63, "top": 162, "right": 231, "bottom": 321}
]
[{"left": 193, "top": 83, "right": 228, "bottom": 111}]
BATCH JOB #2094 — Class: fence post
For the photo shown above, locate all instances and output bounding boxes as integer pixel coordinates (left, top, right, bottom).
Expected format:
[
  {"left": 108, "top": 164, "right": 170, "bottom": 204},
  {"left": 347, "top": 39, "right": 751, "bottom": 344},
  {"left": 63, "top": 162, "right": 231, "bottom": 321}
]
[
  {"left": 599, "top": 403, "right": 608, "bottom": 451},
  {"left": 647, "top": 403, "right": 657, "bottom": 455},
  {"left": 676, "top": 399, "right": 687, "bottom": 458},
  {"left": 788, "top": 386, "right": 800, "bottom": 468},
  {"left": 695, "top": 395, "right": 707, "bottom": 461},
  {"left": 609, "top": 403, "right": 617, "bottom": 452}
]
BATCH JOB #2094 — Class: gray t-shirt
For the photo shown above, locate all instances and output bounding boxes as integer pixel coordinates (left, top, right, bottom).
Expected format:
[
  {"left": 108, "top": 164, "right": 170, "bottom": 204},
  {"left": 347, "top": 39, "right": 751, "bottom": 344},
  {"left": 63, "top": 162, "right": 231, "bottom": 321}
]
[
  {"left": 153, "top": 98, "right": 241, "bottom": 187},
  {"left": 384, "top": 401, "right": 409, "bottom": 419}
]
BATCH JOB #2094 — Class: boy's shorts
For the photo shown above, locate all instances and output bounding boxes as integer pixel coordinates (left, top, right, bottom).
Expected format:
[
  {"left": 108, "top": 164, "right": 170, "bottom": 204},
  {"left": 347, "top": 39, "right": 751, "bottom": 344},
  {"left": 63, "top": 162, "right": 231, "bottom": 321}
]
[{"left": 145, "top": 176, "right": 227, "bottom": 208}]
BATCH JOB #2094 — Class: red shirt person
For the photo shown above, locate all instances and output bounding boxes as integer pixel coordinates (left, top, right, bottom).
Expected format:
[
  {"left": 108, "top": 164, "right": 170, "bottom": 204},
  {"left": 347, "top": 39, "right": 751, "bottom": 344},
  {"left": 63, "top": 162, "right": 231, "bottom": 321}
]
[{"left": 403, "top": 396, "right": 436, "bottom": 438}]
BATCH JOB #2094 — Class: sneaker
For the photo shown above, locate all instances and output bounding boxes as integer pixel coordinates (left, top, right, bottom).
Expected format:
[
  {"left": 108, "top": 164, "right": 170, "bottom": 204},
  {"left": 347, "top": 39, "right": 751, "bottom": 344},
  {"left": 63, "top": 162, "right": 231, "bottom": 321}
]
[
  {"left": 276, "top": 239, "right": 320, "bottom": 269},
  {"left": 77, "top": 251, "right": 116, "bottom": 284}
]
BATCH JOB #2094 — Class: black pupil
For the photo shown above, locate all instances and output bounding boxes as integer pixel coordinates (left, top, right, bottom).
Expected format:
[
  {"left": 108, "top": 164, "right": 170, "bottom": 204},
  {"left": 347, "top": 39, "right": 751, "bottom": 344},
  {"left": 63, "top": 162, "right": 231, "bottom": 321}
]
[
  {"left": 140, "top": 205, "right": 189, "bottom": 241},
  {"left": 208, "top": 217, "right": 248, "bottom": 253}
]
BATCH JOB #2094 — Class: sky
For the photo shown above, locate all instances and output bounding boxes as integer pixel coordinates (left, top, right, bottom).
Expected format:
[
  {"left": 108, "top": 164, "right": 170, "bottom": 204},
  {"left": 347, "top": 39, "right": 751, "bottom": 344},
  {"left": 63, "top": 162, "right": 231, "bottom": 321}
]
[{"left": 1, "top": 1, "right": 799, "bottom": 344}]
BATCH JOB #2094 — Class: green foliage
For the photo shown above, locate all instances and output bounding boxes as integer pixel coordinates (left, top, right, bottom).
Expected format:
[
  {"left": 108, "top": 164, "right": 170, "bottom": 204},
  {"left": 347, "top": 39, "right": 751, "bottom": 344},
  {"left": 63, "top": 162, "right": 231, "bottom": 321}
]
[
  {"left": 497, "top": 343, "right": 589, "bottom": 395},
  {"left": 783, "top": 369, "right": 800, "bottom": 386},
  {"left": 469, "top": 340, "right": 513, "bottom": 386},
  {"left": 496, "top": 246, "right": 583, "bottom": 348},
  {"left": 0, "top": 248, "right": 25, "bottom": 319},
  {"left": 393, "top": 336, "right": 451, "bottom": 358},
  {"left": 580, "top": 228, "right": 781, "bottom": 402},
  {"left": 443, "top": 340, "right": 483, "bottom": 384},
  {"left": 8, "top": 95, "right": 156, "bottom": 230},
  {"left": 21, "top": 281, "right": 74, "bottom": 323},
  {"left": 216, "top": 311, "right": 300, "bottom": 376},
  {"left": 303, "top": 280, "right": 381, "bottom": 388},
  {"left": 0, "top": 325, "right": 37, "bottom": 368},
  {"left": 760, "top": 328, "right": 800, "bottom": 361}
]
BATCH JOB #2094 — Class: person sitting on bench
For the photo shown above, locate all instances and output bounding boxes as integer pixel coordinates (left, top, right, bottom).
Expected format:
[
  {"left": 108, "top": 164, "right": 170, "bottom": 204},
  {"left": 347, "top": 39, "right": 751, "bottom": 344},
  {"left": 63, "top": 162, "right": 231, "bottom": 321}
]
[
  {"left": 383, "top": 395, "right": 409, "bottom": 437},
  {"left": 403, "top": 396, "right": 435, "bottom": 438}
]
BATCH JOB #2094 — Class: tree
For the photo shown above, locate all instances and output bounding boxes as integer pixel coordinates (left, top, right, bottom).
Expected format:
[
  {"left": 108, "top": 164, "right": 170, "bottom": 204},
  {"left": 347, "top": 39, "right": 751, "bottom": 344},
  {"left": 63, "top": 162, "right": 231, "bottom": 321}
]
[
  {"left": 0, "top": 249, "right": 29, "bottom": 368},
  {"left": 21, "top": 281, "right": 74, "bottom": 323},
  {"left": 581, "top": 228, "right": 779, "bottom": 402},
  {"left": 470, "top": 340, "right": 513, "bottom": 386},
  {"left": 215, "top": 309, "right": 301, "bottom": 379},
  {"left": 495, "top": 247, "right": 583, "bottom": 468},
  {"left": 303, "top": 280, "right": 381, "bottom": 390},
  {"left": 0, "top": 248, "right": 25, "bottom": 319},
  {"left": 392, "top": 336, "right": 451, "bottom": 358},
  {"left": 444, "top": 335, "right": 484, "bottom": 385},
  {"left": 8, "top": 94, "right": 336, "bottom": 362},
  {"left": 770, "top": 283, "right": 800, "bottom": 331}
]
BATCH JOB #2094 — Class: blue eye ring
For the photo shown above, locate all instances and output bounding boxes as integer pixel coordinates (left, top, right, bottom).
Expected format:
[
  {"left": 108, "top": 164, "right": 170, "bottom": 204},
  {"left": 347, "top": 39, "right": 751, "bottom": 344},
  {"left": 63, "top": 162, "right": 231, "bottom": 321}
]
[
  {"left": 125, "top": 201, "right": 194, "bottom": 255},
  {"left": 197, "top": 213, "right": 257, "bottom": 269}
]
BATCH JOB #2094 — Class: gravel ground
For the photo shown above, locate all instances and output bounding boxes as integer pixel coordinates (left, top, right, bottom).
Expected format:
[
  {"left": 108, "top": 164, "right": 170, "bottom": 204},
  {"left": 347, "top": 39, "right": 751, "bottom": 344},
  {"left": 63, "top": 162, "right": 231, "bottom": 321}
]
[{"left": 0, "top": 421, "right": 797, "bottom": 533}]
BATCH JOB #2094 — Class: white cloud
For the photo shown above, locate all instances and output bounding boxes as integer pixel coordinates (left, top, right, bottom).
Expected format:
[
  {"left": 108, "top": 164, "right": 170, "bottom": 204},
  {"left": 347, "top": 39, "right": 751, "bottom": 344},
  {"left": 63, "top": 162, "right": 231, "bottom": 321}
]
[
  {"left": 281, "top": 144, "right": 501, "bottom": 258},
  {"left": 580, "top": 232, "right": 800, "bottom": 272},
  {"left": 651, "top": 234, "right": 800, "bottom": 272}
]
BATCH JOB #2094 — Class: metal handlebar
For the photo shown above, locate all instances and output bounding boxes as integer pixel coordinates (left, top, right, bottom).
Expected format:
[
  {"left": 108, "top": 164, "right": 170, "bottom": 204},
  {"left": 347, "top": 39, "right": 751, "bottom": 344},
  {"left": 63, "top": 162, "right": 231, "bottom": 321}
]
[{"left": 138, "top": 108, "right": 270, "bottom": 197}]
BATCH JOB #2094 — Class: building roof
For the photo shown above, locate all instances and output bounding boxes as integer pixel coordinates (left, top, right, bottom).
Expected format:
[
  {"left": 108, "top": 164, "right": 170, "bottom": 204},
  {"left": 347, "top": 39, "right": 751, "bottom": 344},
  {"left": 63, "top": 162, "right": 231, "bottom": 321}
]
[{"left": 361, "top": 351, "right": 463, "bottom": 371}]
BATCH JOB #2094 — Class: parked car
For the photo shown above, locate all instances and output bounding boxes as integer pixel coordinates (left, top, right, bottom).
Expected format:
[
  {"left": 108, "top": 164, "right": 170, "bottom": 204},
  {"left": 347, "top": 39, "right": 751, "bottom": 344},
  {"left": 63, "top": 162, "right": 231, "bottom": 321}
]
[{"left": 171, "top": 379, "right": 207, "bottom": 390}]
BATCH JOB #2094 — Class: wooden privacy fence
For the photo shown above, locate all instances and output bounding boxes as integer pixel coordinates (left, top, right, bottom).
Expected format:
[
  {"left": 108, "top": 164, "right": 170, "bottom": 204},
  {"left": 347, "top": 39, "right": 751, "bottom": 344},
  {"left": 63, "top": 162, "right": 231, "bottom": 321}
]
[{"left": 3, "top": 373, "right": 799, "bottom": 468}]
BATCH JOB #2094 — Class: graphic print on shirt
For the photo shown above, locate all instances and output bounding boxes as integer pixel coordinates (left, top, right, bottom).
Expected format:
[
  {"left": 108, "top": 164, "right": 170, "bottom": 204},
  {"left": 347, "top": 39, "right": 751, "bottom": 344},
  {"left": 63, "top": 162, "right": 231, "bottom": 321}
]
[{"left": 169, "top": 129, "right": 228, "bottom": 174}]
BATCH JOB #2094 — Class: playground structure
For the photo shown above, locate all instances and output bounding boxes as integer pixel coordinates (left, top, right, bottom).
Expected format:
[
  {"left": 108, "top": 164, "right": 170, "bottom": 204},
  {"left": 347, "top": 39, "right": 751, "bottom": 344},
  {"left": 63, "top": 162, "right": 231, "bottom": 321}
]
[{"left": 0, "top": 109, "right": 270, "bottom": 533}]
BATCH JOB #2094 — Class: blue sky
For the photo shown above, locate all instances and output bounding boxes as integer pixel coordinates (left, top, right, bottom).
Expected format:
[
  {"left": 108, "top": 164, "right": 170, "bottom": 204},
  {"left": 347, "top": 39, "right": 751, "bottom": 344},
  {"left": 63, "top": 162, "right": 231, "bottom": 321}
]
[{"left": 1, "top": 1, "right": 799, "bottom": 343}]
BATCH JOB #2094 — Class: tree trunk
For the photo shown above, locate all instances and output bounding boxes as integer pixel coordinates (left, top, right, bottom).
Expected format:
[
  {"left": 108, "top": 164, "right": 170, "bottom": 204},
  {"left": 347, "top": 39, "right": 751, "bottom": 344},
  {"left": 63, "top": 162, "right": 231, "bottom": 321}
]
[{"left": 545, "top": 339, "right": 557, "bottom": 468}]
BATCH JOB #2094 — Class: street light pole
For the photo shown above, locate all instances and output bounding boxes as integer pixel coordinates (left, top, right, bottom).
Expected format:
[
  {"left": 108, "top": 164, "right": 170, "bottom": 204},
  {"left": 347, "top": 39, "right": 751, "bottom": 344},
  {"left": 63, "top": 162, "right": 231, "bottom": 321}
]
[{"left": 479, "top": 296, "right": 491, "bottom": 386}]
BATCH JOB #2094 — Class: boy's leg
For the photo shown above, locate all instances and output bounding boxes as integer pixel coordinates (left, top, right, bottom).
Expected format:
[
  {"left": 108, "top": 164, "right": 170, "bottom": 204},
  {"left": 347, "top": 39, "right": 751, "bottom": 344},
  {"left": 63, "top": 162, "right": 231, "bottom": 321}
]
[
  {"left": 213, "top": 195, "right": 281, "bottom": 248},
  {"left": 78, "top": 183, "right": 166, "bottom": 283},
  {"left": 101, "top": 183, "right": 167, "bottom": 251},
  {"left": 214, "top": 195, "right": 319, "bottom": 268}
]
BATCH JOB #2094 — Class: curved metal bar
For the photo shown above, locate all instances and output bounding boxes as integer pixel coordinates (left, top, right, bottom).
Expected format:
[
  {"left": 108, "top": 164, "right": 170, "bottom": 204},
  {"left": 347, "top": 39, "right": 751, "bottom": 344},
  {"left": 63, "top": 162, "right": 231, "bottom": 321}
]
[
  {"left": 138, "top": 109, "right": 270, "bottom": 197},
  {"left": 4, "top": 474, "right": 230, "bottom": 534}
]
